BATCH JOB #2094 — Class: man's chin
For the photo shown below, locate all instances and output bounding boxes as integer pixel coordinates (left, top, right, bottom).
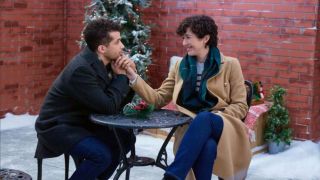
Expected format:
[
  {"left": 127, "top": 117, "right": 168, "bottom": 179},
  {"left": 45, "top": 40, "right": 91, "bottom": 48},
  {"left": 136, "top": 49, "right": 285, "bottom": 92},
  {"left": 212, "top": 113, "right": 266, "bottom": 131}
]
[
  {"left": 109, "top": 57, "right": 119, "bottom": 62},
  {"left": 113, "top": 55, "right": 122, "bottom": 61}
]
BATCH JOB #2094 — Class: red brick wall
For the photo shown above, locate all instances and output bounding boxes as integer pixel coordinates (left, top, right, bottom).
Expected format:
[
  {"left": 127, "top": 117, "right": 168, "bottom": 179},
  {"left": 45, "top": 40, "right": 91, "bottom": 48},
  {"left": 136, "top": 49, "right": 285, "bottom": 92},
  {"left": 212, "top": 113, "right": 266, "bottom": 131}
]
[
  {"left": 65, "top": 0, "right": 89, "bottom": 62},
  {"left": 143, "top": 0, "right": 320, "bottom": 141},
  {"left": 0, "top": 0, "right": 66, "bottom": 115},
  {"left": 0, "top": 0, "right": 89, "bottom": 116},
  {"left": 0, "top": 0, "right": 319, "bottom": 141},
  {"left": 312, "top": 3, "right": 320, "bottom": 140}
]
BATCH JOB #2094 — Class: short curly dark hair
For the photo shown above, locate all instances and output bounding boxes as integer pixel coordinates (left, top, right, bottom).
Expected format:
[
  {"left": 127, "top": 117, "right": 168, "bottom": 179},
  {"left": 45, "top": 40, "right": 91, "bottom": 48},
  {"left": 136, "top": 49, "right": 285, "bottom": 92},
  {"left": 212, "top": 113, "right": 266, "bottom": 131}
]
[
  {"left": 83, "top": 18, "right": 121, "bottom": 51},
  {"left": 176, "top": 15, "right": 218, "bottom": 47}
]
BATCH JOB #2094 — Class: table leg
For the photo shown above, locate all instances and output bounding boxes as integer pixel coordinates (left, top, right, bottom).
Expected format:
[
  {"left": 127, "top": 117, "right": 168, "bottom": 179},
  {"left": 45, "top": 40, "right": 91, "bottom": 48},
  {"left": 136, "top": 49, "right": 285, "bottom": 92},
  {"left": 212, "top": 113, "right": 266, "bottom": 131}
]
[
  {"left": 125, "top": 168, "right": 131, "bottom": 180},
  {"left": 112, "top": 128, "right": 131, "bottom": 180},
  {"left": 155, "top": 126, "right": 178, "bottom": 170}
]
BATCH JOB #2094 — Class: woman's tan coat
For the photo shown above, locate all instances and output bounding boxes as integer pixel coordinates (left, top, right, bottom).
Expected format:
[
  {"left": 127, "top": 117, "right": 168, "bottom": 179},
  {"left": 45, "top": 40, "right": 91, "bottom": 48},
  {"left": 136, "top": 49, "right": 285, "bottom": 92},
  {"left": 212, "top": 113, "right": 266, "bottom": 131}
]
[{"left": 131, "top": 54, "right": 252, "bottom": 180}]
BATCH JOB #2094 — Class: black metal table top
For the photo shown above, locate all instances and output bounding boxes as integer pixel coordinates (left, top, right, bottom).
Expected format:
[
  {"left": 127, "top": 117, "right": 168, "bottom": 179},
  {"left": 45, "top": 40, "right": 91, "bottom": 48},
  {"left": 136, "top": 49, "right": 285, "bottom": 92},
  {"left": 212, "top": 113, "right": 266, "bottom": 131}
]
[{"left": 90, "top": 109, "right": 191, "bottom": 129}]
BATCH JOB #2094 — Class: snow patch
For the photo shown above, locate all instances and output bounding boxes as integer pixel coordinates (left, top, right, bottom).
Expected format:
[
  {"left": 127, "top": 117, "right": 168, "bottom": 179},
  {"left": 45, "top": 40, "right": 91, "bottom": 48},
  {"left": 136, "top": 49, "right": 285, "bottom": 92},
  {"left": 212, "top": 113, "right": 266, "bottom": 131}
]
[{"left": 0, "top": 113, "right": 37, "bottom": 131}]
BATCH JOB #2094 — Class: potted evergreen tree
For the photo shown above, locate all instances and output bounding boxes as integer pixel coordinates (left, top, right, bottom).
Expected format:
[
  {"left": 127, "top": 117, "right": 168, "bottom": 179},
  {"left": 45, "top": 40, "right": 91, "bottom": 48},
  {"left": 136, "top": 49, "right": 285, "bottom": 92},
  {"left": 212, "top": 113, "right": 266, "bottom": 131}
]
[{"left": 264, "top": 85, "right": 292, "bottom": 154}]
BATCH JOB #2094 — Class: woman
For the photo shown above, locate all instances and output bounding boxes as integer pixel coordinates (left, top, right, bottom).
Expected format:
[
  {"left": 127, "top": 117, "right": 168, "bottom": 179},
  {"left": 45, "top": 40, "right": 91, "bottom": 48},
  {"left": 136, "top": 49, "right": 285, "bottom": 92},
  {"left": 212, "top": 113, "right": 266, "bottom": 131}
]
[{"left": 124, "top": 15, "right": 251, "bottom": 180}]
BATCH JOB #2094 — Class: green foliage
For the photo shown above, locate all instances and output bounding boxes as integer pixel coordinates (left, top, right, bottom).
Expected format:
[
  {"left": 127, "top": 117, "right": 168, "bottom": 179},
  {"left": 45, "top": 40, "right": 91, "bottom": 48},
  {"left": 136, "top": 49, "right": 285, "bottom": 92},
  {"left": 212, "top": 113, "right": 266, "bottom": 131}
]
[
  {"left": 252, "top": 82, "right": 261, "bottom": 100},
  {"left": 123, "top": 98, "right": 155, "bottom": 119},
  {"left": 81, "top": 0, "right": 153, "bottom": 80},
  {"left": 264, "top": 85, "right": 292, "bottom": 145}
]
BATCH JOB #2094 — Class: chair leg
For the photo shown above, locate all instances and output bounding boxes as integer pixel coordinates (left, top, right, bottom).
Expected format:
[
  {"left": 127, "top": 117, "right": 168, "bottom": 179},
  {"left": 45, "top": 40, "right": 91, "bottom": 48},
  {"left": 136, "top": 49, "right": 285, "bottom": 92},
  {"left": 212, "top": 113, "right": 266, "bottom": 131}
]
[
  {"left": 37, "top": 158, "right": 42, "bottom": 180},
  {"left": 64, "top": 154, "right": 69, "bottom": 180}
]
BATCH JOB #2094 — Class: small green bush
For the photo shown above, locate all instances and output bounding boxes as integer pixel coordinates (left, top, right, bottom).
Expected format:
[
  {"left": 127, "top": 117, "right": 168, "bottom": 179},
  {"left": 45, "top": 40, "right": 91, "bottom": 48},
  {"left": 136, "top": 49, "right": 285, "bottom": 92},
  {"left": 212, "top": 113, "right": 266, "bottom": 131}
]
[{"left": 264, "top": 85, "right": 292, "bottom": 145}]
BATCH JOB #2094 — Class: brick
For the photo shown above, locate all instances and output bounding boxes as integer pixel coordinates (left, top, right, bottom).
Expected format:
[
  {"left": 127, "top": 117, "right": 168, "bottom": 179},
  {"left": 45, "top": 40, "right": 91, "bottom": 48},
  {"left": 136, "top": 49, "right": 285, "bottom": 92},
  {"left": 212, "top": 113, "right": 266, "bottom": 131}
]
[
  {"left": 230, "top": 17, "right": 251, "bottom": 25},
  {"left": 295, "top": 133, "right": 311, "bottom": 140},
  {"left": 13, "top": 2, "right": 28, "bottom": 8},
  {"left": 291, "top": 65, "right": 310, "bottom": 73},
  {"left": 177, "top": 1, "right": 194, "bottom": 8},
  {"left": 19, "top": 46, "right": 33, "bottom": 52},
  {"left": 4, "top": 20, "right": 19, "bottom": 27},
  {"left": 160, "top": 1, "right": 177, "bottom": 8},
  {"left": 289, "top": 79, "right": 312, "bottom": 88},
  {"left": 270, "top": 77, "right": 290, "bottom": 85},
  {"left": 300, "top": 89, "right": 313, "bottom": 96},
  {"left": 224, "top": 10, "right": 242, "bottom": 17},
  {"left": 273, "top": 5, "right": 295, "bottom": 12},
  {"left": 288, "top": 94, "right": 311, "bottom": 103},
  {"left": 294, "top": 5, "right": 317, "bottom": 13},
  {"left": 4, "top": 83, "right": 19, "bottom": 90},
  {"left": 233, "top": 3, "right": 273, "bottom": 11}
]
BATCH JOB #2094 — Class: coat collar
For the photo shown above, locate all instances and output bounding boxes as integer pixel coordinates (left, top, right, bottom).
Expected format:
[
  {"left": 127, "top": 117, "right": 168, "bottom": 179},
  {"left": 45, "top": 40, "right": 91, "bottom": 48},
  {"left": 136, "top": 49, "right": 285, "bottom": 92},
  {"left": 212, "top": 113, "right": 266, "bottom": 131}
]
[
  {"left": 172, "top": 53, "right": 226, "bottom": 110},
  {"left": 80, "top": 47, "right": 110, "bottom": 83}
]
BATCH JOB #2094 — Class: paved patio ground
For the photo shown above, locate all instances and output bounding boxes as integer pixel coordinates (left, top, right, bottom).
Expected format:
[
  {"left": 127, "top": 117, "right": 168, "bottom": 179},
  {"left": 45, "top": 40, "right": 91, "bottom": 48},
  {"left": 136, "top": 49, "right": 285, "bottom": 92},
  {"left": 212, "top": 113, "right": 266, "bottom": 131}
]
[{"left": 1, "top": 115, "right": 319, "bottom": 180}]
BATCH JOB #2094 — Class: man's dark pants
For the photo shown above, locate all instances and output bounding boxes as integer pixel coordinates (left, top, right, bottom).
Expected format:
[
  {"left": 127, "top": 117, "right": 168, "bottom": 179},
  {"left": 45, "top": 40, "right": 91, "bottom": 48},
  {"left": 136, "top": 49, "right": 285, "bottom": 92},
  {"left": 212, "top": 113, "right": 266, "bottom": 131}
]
[{"left": 69, "top": 128, "right": 135, "bottom": 180}]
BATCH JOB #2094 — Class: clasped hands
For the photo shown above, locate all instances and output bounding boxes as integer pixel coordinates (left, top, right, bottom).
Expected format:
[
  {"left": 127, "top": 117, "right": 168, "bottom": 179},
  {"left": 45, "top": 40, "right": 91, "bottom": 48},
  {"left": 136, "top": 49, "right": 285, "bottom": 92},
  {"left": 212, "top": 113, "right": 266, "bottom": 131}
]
[{"left": 111, "top": 54, "right": 138, "bottom": 81}]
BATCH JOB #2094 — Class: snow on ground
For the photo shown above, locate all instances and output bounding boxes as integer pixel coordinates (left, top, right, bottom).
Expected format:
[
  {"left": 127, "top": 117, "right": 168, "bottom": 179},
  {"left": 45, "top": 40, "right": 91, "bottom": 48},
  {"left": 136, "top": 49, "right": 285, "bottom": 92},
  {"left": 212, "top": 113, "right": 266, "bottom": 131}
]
[
  {"left": 0, "top": 113, "right": 36, "bottom": 131},
  {"left": 247, "top": 140, "right": 320, "bottom": 179},
  {"left": 1, "top": 113, "right": 320, "bottom": 179}
]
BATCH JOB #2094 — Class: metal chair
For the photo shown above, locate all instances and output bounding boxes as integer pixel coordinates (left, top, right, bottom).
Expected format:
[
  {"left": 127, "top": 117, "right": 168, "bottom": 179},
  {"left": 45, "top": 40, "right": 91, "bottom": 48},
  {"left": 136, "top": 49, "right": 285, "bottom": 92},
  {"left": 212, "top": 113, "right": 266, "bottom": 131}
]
[
  {"left": 37, "top": 154, "right": 81, "bottom": 180},
  {"left": 243, "top": 80, "right": 253, "bottom": 122},
  {"left": 245, "top": 80, "right": 253, "bottom": 108}
]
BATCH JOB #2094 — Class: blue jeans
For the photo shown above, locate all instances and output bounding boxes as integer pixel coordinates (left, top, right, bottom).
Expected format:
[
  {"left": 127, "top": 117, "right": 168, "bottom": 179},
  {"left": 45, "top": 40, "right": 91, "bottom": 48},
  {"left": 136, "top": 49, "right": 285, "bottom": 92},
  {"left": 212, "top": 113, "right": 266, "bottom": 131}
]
[
  {"left": 69, "top": 137, "right": 119, "bottom": 180},
  {"left": 68, "top": 126, "right": 135, "bottom": 180},
  {"left": 165, "top": 112, "right": 224, "bottom": 180}
]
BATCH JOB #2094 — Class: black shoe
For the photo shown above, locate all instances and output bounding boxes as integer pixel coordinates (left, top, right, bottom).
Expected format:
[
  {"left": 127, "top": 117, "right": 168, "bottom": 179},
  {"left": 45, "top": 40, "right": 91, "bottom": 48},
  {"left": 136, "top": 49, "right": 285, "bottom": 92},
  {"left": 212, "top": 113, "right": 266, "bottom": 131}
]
[{"left": 162, "top": 174, "right": 178, "bottom": 180}]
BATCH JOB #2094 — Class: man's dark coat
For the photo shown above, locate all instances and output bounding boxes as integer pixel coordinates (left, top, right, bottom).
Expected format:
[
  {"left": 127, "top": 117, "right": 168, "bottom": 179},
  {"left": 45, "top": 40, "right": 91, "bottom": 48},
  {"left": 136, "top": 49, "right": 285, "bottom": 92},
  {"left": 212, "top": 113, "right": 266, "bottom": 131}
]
[{"left": 35, "top": 47, "right": 134, "bottom": 158}]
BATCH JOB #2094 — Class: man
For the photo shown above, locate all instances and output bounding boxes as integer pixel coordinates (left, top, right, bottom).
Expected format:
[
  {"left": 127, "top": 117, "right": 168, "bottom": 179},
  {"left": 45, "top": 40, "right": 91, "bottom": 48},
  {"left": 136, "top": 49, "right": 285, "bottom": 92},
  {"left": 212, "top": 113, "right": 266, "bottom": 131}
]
[{"left": 35, "top": 18, "right": 136, "bottom": 180}]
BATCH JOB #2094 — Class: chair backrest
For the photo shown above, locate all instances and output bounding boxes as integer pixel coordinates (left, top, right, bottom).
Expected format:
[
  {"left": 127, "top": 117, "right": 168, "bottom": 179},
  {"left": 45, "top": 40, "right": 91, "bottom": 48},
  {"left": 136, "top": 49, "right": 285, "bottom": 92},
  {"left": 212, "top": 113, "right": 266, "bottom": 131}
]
[
  {"left": 244, "top": 80, "right": 253, "bottom": 108},
  {"left": 242, "top": 80, "right": 253, "bottom": 122},
  {"left": 169, "top": 56, "right": 183, "bottom": 70}
]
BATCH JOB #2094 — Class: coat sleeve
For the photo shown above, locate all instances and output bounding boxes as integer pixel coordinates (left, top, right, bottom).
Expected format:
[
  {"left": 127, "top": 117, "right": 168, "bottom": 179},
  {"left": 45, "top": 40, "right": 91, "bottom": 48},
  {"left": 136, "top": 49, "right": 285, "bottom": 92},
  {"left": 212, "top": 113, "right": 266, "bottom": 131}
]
[
  {"left": 221, "top": 58, "right": 248, "bottom": 120},
  {"left": 69, "top": 66, "right": 131, "bottom": 114},
  {"left": 131, "top": 62, "right": 179, "bottom": 108}
]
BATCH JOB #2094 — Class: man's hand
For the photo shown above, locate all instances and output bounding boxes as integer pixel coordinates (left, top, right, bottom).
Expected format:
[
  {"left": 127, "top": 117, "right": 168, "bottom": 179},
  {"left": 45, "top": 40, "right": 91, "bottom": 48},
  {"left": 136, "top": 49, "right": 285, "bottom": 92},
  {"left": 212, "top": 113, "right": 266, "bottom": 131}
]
[
  {"left": 111, "top": 57, "right": 127, "bottom": 75},
  {"left": 111, "top": 62, "right": 126, "bottom": 75},
  {"left": 116, "top": 54, "right": 137, "bottom": 72},
  {"left": 113, "top": 55, "right": 138, "bottom": 76}
]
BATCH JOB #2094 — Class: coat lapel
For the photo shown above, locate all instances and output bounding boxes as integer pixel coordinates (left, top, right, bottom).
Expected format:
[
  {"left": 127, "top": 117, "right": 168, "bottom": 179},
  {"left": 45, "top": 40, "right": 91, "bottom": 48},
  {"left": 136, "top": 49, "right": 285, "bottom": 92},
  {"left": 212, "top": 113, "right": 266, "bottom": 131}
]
[
  {"left": 172, "top": 78, "right": 183, "bottom": 104},
  {"left": 81, "top": 47, "right": 110, "bottom": 83},
  {"left": 92, "top": 60, "right": 110, "bottom": 83}
]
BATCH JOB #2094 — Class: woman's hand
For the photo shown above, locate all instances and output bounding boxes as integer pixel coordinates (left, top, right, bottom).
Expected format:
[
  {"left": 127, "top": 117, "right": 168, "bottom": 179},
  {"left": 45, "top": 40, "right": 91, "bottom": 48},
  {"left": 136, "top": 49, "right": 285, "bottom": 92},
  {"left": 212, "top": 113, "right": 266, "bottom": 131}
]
[{"left": 126, "top": 66, "right": 138, "bottom": 81}]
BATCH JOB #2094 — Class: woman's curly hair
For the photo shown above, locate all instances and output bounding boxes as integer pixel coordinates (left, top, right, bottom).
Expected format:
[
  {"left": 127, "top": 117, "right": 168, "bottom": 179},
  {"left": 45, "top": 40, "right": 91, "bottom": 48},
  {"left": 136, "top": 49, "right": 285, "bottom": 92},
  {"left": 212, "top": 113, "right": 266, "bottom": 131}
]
[{"left": 176, "top": 15, "right": 218, "bottom": 47}]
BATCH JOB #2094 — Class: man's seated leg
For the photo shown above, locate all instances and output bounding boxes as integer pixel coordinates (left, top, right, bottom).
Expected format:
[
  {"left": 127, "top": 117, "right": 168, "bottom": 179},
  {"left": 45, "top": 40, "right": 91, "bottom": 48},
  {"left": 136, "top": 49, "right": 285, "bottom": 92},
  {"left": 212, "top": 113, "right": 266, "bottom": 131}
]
[
  {"left": 97, "top": 128, "right": 136, "bottom": 180},
  {"left": 69, "top": 137, "right": 113, "bottom": 180},
  {"left": 97, "top": 149, "right": 120, "bottom": 180}
]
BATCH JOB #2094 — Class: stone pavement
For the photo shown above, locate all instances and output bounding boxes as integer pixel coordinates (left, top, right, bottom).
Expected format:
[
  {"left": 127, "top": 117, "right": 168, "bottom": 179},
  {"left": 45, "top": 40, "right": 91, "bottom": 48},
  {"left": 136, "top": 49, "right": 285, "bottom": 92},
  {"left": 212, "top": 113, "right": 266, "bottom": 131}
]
[
  {"left": 2, "top": 124, "right": 320, "bottom": 180},
  {"left": 0, "top": 125, "right": 219, "bottom": 180}
]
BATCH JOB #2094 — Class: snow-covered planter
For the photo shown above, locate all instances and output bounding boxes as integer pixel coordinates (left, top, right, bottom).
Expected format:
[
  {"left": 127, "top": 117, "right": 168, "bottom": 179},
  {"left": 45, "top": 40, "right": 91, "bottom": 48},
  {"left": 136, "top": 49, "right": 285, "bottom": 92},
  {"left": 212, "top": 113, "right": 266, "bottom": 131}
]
[
  {"left": 264, "top": 85, "right": 292, "bottom": 154},
  {"left": 268, "top": 141, "right": 286, "bottom": 154}
]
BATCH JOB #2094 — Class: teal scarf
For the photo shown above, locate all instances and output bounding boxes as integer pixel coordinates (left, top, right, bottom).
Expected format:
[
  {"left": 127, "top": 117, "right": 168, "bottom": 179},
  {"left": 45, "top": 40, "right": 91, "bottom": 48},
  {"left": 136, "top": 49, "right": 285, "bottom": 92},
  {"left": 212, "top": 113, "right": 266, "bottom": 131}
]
[{"left": 178, "top": 46, "right": 221, "bottom": 113}]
